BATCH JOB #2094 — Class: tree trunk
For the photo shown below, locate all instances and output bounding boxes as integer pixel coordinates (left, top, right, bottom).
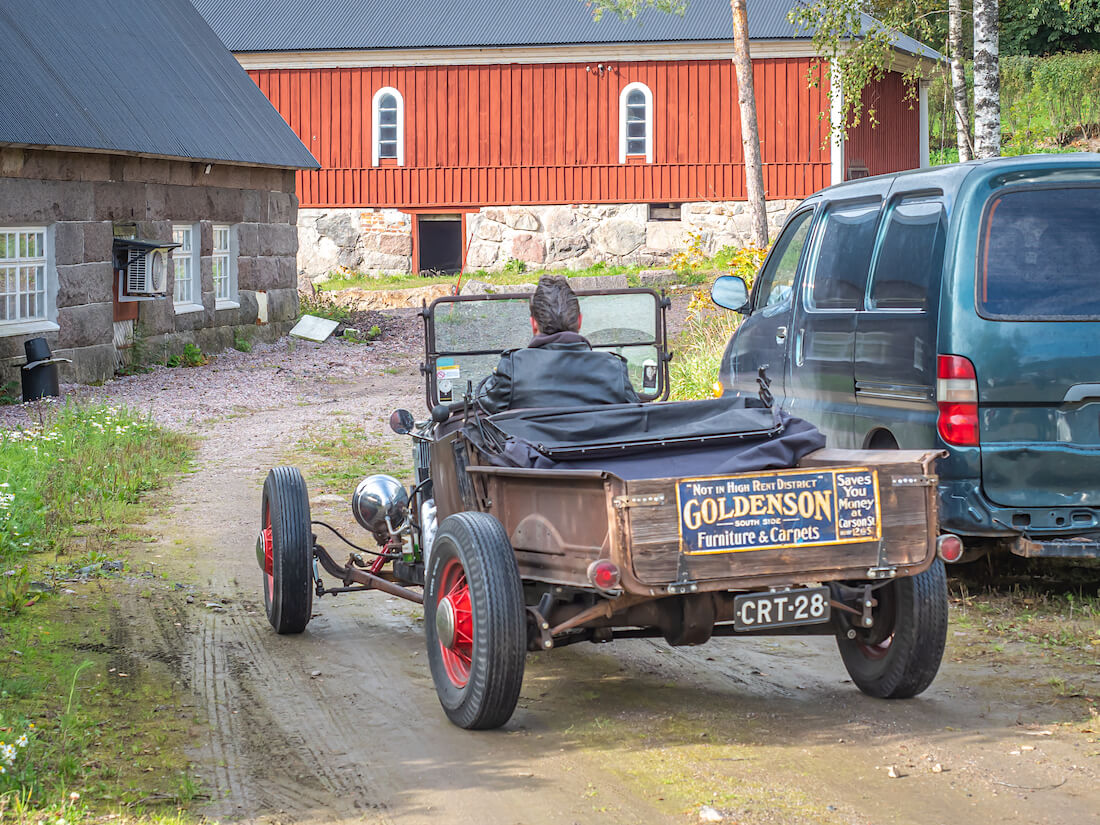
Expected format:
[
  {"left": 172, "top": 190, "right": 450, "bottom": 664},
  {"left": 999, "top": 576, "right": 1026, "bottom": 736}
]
[
  {"left": 730, "top": 0, "right": 768, "bottom": 247},
  {"left": 948, "top": 0, "right": 974, "bottom": 161},
  {"left": 972, "top": 0, "right": 1000, "bottom": 157}
]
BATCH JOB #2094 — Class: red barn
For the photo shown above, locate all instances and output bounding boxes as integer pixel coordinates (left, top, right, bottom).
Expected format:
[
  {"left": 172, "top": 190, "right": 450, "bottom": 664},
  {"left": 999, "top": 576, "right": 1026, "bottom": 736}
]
[{"left": 194, "top": 0, "right": 937, "bottom": 278}]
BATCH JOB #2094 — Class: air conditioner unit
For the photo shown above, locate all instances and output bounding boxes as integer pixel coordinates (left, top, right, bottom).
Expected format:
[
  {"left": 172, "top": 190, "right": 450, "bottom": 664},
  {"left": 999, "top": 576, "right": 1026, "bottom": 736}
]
[{"left": 113, "top": 238, "right": 179, "bottom": 302}]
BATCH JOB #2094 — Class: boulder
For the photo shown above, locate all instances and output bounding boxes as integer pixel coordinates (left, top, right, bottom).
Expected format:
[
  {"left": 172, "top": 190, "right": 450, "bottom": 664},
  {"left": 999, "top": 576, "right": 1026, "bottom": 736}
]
[{"left": 592, "top": 219, "right": 645, "bottom": 257}]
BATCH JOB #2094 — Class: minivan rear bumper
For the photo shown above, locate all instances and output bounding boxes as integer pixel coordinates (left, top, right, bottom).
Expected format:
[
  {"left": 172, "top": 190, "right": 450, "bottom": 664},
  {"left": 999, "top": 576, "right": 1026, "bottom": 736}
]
[{"left": 939, "top": 479, "right": 1100, "bottom": 557}]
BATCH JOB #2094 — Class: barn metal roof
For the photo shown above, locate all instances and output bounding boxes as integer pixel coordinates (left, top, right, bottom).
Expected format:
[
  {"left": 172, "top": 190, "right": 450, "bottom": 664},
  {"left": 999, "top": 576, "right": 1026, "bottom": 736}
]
[
  {"left": 192, "top": 0, "right": 938, "bottom": 59},
  {"left": 0, "top": 0, "right": 318, "bottom": 168}
]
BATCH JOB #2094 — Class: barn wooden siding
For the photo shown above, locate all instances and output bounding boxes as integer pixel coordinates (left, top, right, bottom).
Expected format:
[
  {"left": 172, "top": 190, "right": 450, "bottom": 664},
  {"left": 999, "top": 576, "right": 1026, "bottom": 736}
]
[
  {"left": 249, "top": 58, "right": 837, "bottom": 209},
  {"left": 844, "top": 71, "right": 920, "bottom": 178}
]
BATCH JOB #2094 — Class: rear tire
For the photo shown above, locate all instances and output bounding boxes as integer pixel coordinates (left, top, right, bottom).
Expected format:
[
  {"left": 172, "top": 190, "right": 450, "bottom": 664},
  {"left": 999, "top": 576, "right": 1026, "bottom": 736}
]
[
  {"left": 425, "top": 512, "right": 526, "bottom": 730},
  {"left": 835, "top": 558, "right": 948, "bottom": 699},
  {"left": 260, "top": 467, "right": 314, "bottom": 634}
]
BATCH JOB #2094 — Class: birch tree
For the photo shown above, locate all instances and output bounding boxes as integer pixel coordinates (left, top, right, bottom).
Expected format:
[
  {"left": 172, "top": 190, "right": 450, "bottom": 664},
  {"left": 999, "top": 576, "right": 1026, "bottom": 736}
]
[
  {"left": 948, "top": 0, "right": 974, "bottom": 160},
  {"left": 972, "top": 0, "right": 1001, "bottom": 156},
  {"left": 586, "top": 0, "right": 769, "bottom": 245}
]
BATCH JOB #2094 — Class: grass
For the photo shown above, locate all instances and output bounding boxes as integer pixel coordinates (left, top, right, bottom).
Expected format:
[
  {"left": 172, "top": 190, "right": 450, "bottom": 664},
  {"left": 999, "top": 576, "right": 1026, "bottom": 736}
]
[
  {"left": 290, "top": 420, "right": 408, "bottom": 494},
  {"left": 0, "top": 403, "right": 198, "bottom": 819},
  {"left": 316, "top": 261, "right": 645, "bottom": 293}
]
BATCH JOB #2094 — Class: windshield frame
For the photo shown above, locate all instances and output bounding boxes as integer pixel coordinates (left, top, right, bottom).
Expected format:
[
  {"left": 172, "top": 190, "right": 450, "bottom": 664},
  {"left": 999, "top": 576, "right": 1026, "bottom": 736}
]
[{"left": 422, "top": 287, "right": 670, "bottom": 411}]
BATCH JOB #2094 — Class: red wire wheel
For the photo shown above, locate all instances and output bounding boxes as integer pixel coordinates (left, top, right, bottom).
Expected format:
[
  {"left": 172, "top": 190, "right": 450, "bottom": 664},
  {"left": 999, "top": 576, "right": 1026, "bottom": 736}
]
[
  {"left": 834, "top": 558, "right": 948, "bottom": 699},
  {"left": 259, "top": 467, "right": 314, "bottom": 634},
  {"left": 425, "top": 512, "right": 526, "bottom": 730},
  {"left": 434, "top": 557, "right": 474, "bottom": 687}
]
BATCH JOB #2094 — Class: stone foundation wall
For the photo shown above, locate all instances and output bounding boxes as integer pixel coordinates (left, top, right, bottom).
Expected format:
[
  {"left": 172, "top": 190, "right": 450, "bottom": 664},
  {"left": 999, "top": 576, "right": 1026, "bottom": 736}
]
[
  {"left": 0, "top": 148, "right": 300, "bottom": 386},
  {"left": 297, "top": 200, "right": 800, "bottom": 284}
]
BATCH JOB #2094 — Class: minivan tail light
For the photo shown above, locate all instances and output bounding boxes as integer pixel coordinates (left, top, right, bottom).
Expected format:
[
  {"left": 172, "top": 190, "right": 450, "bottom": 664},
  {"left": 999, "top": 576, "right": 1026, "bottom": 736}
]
[{"left": 936, "top": 354, "right": 979, "bottom": 446}]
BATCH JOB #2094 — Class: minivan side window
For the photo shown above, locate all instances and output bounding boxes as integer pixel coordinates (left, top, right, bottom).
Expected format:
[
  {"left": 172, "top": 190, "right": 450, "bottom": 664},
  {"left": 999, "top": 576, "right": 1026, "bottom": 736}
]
[
  {"left": 869, "top": 197, "right": 946, "bottom": 311},
  {"left": 807, "top": 200, "right": 881, "bottom": 311},
  {"left": 753, "top": 210, "right": 813, "bottom": 310}
]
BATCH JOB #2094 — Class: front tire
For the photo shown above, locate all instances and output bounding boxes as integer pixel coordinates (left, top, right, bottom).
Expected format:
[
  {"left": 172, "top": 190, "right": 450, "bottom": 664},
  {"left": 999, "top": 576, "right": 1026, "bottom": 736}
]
[
  {"left": 835, "top": 558, "right": 948, "bottom": 699},
  {"left": 260, "top": 467, "right": 314, "bottom": 634},
  {"left": 425, "top": 512, "right": 526, "bottom": 730}
]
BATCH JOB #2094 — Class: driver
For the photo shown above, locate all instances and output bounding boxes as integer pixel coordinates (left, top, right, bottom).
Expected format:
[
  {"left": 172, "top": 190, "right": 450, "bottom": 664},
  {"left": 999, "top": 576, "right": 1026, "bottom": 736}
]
[{"left": 478, "top": 276, "right": 641, "bottom": 413}]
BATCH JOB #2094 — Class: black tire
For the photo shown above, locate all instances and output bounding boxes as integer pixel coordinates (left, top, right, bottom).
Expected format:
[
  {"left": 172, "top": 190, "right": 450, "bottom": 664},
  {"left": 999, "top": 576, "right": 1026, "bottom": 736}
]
[
  {"left": 835, "top": 558, "right": 948, "bottom": 699},
  {"left": 425, "top": 512, "right": 526, "bottom": 730},
  {"left": 260, "top": 467, "right": 314, "bottom": 634}
]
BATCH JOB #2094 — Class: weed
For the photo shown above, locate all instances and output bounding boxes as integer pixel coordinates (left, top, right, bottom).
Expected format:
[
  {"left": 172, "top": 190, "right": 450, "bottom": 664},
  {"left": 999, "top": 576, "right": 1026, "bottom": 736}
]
[
  {"left": 0, "top": 567, "right": 32, "bottom": 615},
  {"left": 669, "top": 230, "right": 709, "bottom": 284},
  {"left": 341, "top": 324, "right": 382, "bottom": 344},
  {"left": 502, "top": 258, "right": 527, "bottom": 276},
  {"left": 668, "top": 290, "right": 740, "bottom": 401},
  {"left": 233, "top": 329, "right": 253, "bottom": 353},
  {"left": 290, "top": 422, "right": 406, "bottom": 493},
  {"left": 182, "top": 342, "right": 206, "bottom": 368},
  {"left": 299, "top": 291, "right": 351, "bottom": 323},
  {"left": 0, "top": 380, "right": 20, "bottom": 406}
]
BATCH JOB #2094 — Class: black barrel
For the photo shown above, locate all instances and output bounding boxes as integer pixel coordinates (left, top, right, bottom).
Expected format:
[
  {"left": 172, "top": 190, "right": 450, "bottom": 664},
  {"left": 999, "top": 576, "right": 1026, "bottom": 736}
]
[{"left": 21, "top": 337, "right": 62, "bottom": 402}]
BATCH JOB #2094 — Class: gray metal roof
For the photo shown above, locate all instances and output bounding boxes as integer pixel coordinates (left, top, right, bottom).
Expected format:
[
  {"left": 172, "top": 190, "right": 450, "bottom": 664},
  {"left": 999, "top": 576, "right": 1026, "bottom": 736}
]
[
  {"left": 193, "top": 0, "right": 938, "bottom": 59},
  {"left": 0, "top": 0, "right": 318, "bottom": 168}
]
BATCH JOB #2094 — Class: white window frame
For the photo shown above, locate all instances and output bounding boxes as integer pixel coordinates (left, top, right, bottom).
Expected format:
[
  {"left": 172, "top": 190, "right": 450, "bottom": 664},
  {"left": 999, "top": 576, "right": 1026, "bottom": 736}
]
[
  {"left": 172, "top": 223, "right": 203, "bottom": 314},
  {"left": 619, "top": 82, "right": 654, "bottom": 164},
  {"left": 371, "top": 86, "right": 405, "bottom": 167},
  {"left": 212, "top": 224, "right": 239, "bottom": 309},
  {"left": 0, "top": 226, "right": 58, "bottom": 337}
]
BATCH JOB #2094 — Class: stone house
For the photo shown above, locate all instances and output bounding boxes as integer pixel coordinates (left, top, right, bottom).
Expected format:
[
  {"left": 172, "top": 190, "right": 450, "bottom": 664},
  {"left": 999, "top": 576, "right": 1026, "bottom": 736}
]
[
  {"left": 197, "top": 0, "right": 937, "bottom": 282},
  {"left": 0, "top": 0, "right": 318, "bottom": 386}
]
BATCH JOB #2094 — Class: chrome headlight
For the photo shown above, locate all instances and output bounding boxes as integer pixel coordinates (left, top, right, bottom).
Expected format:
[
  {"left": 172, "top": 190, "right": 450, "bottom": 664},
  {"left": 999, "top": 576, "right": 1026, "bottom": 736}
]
[{"left": 352, "top": 474, "right": 409, "bottom": 537}]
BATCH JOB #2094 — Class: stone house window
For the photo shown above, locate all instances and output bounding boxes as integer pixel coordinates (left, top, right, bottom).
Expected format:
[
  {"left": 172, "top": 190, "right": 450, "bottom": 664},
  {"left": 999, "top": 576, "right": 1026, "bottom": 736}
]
[
  {"left": 0, "top": 227, "right": 52, "bottom": 332},
  {"left": 212, "top": 224, "right": 238, "bottom": 308},
  {"left": 372, "top": 86, "right": 405, "bottom": 167},
  {"left": 172, "top": 224, "right": 202, "bottom": 312},
  {"left": 619, "top": 82, "right": 654, "bottom": 164}
]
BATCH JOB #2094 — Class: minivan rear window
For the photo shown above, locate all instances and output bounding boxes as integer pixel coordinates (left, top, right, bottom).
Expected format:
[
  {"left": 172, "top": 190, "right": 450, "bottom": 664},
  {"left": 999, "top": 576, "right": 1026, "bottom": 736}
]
[{"left": 979, "top": 186, "right": 1100, "bottom": 319}]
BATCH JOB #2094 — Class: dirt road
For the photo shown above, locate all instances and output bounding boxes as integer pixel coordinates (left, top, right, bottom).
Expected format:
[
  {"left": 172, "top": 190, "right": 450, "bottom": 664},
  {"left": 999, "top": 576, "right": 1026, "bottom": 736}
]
[{"left": 118, "top": 336, "right": 1098, "bottom": 825}]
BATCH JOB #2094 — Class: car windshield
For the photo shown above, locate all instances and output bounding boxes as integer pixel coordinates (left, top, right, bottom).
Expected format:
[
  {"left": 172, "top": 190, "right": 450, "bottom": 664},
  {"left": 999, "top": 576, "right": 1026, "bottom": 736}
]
[
  {"left": 979, "top": 186, "right": 1100, "bottom": 319},
  {"left": 427, "top": 290, "right": 665, "bottom": 406}
]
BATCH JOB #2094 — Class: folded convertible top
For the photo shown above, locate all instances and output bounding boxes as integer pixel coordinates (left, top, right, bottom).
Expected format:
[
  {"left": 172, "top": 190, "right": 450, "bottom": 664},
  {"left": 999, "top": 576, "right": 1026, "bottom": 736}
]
[{"left": 486, "top": 396, "right": 782, "bottom": 459}]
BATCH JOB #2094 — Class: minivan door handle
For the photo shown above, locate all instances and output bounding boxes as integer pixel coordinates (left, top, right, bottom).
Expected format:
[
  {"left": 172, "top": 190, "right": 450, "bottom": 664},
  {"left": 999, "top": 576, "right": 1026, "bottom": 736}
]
[{"left": 775, "top": 326, "right": 788, "bottom": 343}]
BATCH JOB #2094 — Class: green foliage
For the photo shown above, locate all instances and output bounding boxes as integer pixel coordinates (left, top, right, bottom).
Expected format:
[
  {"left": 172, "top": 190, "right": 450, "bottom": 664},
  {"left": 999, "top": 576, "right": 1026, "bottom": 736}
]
[
  {"left": 0, "top": 403, "right": 191, "bottom": 565},
  {"left": 232, "top": 330, "right": 253, "bottom": 353},
  {"left": 669, "top": 230, "right": 709, "bottom": 284},
  {"left": 317, "top": 262, "right": 643, "bottom": 292},
  {"left": 181, "top": 342, "right": 206, "bottom": 368},
  {"left": 298, "top": 291, "right": 352, "bottom": 322},
  {"left": 0, "top": 380, "right": 20, "bottom": 406},
  {"left": 502, "top": 258, "right": 528, "bottom": 276},
  {"left": 583, "top": 0, "right": 686, "bottom": 22},
  {"left": 1001, "top": 0, "right": 1100, "bottom": 55},
  {"left": 341, "top": 324, "right": 382, "bottom": 344},
  {"left": 669, "top": 289, "right": 740, "bottom": 401}
]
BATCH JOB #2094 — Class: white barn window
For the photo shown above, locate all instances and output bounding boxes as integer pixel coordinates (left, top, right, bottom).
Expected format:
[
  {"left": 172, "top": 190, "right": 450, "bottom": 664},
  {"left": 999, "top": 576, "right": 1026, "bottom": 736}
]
[
  {"left": 212, "top": 224, "right": 238, "bottom": 307},
  {"left": 172, "top": 224, "right": 202, "bottom": 312},
  {"left": 619, "top": 82, "right": 654, "bottom": 164},
  {"left": 372, "top": 86, "right": 405, "bottom": 167},
  {"left": 0, "top": 228, "right": 48, "bottom": 326}
]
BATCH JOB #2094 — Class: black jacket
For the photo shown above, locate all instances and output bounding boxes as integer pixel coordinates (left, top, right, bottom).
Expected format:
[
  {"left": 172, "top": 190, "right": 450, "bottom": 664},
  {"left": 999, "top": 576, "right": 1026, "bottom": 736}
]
[{"left": 479, "top": 330, "right": 640, "bottom": 413}]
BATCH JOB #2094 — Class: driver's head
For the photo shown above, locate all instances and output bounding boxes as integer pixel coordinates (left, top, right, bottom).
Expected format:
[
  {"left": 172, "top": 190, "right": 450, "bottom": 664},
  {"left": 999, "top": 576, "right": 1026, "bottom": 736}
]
[{"left": 529, "top": 276, "right": 581, "bottom": 335}]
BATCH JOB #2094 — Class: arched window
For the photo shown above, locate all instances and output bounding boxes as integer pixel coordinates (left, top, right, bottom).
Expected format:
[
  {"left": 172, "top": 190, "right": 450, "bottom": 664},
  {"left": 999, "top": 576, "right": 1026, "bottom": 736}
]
[
  {"left": 619, "top": 82, "right": 653, "bottom": 164},
  {"left": 372, "top": 86, "right": 404, "bottom": 166}
]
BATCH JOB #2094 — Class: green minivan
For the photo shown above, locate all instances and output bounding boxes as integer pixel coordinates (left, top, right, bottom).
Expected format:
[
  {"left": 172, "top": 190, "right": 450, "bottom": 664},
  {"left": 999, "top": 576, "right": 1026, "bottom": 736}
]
[{"left": 712, "top": 154, "right": 1100, "bottom": 559}]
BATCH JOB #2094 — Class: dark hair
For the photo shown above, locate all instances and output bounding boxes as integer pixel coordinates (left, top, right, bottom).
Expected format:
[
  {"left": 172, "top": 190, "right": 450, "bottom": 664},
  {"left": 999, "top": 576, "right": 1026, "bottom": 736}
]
[{"left": 529, "top": 276, "right": 580, "bottom": 334}]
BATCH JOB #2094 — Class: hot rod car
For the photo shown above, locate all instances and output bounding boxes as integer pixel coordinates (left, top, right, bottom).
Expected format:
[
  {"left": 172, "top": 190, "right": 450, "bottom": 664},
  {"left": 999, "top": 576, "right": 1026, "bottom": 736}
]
[{"left": 258, "top": 286, "right": 954, "bottom": 730}]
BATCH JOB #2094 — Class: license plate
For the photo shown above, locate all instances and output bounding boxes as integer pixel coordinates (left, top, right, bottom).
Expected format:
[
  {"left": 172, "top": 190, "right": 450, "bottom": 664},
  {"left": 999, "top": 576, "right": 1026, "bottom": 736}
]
[{"left": 734, "top": 586, "right": 831, "bottom": 631}]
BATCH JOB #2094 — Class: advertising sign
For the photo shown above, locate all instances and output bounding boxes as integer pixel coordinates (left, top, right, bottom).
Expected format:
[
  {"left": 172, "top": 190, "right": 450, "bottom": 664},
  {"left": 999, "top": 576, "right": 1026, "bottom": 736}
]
[{"left": 676, "top": 467, "right": 881, "bottom": 555}]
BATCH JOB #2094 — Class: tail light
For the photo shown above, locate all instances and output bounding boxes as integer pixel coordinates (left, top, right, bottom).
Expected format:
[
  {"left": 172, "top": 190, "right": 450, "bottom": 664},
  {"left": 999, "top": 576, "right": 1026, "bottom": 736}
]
[
  {"left": 936, "top": 355, "right": 979, "bottom": 446},
  {"left": 937, "top": 533, "right": 965, "bottom": 563},
  {"left": 587, "top": 559, "right": 622, "bottom": 593}
]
